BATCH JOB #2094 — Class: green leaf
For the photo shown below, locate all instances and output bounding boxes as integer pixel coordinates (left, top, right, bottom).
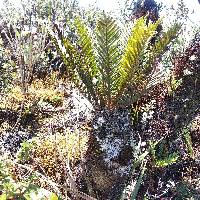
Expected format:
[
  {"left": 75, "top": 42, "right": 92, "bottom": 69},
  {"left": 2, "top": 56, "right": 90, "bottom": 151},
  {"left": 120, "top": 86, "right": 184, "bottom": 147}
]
[
  {"left": 131, "top": 161, "right": 147, "bottom": 200},
  {"left": 74, "top": 17, "right": 98, "bottom": 103},
  {"left": 132, "top": 151, "right": 149, "bottom": 170},
  {"left": 114, "top": 17, "right": 161, "bottom": 106},
  {"left": 95, "top": 14, "right": 121, "bottom": 107},
  {"left": 49, "top": 29, "right": 81, "bottom": 88},
  {"left": 183, "top": 127, "right": 194, "bottom": 159},
  {"left": 155, "top": 152, "right": 179, "bottom": 167},
  {"left": 74, "top": 17, "right": 97, "bottom": 77},
  {"left": 150, "top": 23, "right": 181, "bottom": 64},
  {"left": 0, "top": 194, "right": 7, "bottom": 200},
  {"left": 50, "top": 193, "right": 58, "bottom": 200}
]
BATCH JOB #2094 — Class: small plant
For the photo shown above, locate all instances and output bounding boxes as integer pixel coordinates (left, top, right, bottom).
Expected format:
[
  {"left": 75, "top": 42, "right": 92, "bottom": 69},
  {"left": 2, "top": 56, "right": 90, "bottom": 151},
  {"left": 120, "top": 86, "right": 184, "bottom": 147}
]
[
  {"left": 155, "top": 152, "right": 179, "bottom": 167},
  {"left": 168, "top": 75, "right": 183, "bottom": 96},
  {"left": 17, "top": 141, "right": 35, "bottom": 163},
  {"left": 150, "top": 140, "right": 179, "bottom": 167},
  {"left": 120, "top": 138, "right": 149, "bottom": 200},
  {"left": 30, "top": 79, "right": 64, "bottom": 107},
  {"left": 183, "top": 127, "right": 194, "bottom": 159},
  {"left": 0, "top": 77, "right": 64, "bottom": 111},
  {"left": 120, "top": 160, "right": 147, "bottom": 200},
  {"left": 0, "top": 161, "right": 43, "bottom": 200}
]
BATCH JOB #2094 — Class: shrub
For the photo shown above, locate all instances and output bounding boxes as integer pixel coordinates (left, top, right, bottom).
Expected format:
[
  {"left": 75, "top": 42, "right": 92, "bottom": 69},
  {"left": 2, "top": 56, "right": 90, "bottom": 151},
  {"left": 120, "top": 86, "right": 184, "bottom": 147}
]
[{"left": 0, "top": 161, "right": 40, "bottom": 200}]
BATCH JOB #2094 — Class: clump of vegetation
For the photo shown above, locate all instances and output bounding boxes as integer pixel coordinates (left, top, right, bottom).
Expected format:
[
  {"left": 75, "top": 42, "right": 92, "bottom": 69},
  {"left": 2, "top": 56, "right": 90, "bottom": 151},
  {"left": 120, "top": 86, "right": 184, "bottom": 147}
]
[
  {"left": 17, "top": 131, "right": 89, "bottom": 181},
  {"left": 0, "top": 76, "right": 64, "bottom": 112},
  {"left": 0, "top": 161, "right": 58, "bottom": 200}
]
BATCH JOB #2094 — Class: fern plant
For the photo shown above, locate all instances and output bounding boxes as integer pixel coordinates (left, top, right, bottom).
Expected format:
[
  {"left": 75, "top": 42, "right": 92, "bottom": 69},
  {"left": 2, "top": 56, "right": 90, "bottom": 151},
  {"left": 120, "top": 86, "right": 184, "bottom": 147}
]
[{"left": 50, "top": 14, "right": 181, "bottom": 109}]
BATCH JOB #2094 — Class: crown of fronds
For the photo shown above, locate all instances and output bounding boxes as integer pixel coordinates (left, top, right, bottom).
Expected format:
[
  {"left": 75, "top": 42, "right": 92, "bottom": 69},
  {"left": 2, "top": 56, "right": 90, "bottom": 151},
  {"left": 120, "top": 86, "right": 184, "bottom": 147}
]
[{"left": 50, "top": 15, "right": 181, "bottom": 109}]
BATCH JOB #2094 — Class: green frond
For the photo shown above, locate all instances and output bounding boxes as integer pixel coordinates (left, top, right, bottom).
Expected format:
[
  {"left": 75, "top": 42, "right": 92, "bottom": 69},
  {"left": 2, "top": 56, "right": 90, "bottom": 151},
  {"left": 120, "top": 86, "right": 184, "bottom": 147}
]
[
  {"left": 51, "top": 15, "right": 181, "bottom": 109},
  {"left": 74, "top": 17, "right": 98, "bottom": 77},
  {"left": 95, "top": 15, "right": 121, "bottom": 107},
  {"left": 114, "top": 17, "right": 161, "bottom": 105},
  {"left": 152, "top": 23, "right": 181, "bottom": 57},
  {"left": 50, "top": 28, "right": 98, "bottom": 103},
  {"left": 143, "top": 23, "right": 181, "bottom": 78},
  {"left": 73, "top": 18, "right": 100, "bottom": 102}
]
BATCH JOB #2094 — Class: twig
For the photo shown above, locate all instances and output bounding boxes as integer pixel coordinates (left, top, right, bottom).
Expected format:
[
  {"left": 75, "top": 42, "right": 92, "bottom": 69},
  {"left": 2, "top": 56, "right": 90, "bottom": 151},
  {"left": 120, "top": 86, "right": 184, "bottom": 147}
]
[
  {"left": 14, "top": 161, "right": 97, "bottom": 200},
  {"left": 13, "top": 161, "right": 61, "bottom": 195},
  {"left": 12, "top": 98, "right": 25, "bottom": 130}
]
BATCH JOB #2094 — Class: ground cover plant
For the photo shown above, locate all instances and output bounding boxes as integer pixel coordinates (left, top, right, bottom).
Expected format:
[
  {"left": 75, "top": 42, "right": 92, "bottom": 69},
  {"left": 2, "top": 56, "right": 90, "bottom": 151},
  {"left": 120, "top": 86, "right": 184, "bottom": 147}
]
[{"left": 0, "top": 0, "right": 200, "bottom": 199}]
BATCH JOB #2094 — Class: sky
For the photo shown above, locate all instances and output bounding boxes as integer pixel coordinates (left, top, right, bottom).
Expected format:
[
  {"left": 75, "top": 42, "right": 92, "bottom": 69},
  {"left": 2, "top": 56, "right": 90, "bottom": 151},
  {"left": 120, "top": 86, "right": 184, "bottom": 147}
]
[
  {"left": 0, "top": 0, "right": 199, "bottom": 23},
  {"left": 78, "top": 0, "right": 200, "bottom": 22}
]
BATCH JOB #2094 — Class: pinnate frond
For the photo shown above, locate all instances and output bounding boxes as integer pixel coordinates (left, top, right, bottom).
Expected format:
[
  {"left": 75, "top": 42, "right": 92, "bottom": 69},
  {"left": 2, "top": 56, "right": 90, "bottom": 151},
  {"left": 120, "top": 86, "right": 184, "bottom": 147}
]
[
  {"left": 153, "top": 23, "right": 181, "bottom": 57},
  {"left": 49, "top": 26, "right": 97, "bottom": 103},
  {"left": 73, "top": 17, "right": 99, "bottom": 102},
  {"left": 114, "top": 17, "right": 160, "bottom": 105},
  {"left": 95, "top": 15, "right": 121, "bottom": 107},
  {"left": 49, "top": 30, "right": 81, "bottom": 88},
  {"left": 74, "top": 17, "right": 98, "bottom": 77}
]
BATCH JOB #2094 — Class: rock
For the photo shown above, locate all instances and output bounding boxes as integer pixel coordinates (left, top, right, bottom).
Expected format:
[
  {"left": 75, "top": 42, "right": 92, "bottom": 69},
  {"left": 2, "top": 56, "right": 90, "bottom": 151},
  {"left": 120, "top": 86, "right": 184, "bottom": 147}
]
[{"left": 0, "top": 130, "right": 34, "bottom": 156}]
